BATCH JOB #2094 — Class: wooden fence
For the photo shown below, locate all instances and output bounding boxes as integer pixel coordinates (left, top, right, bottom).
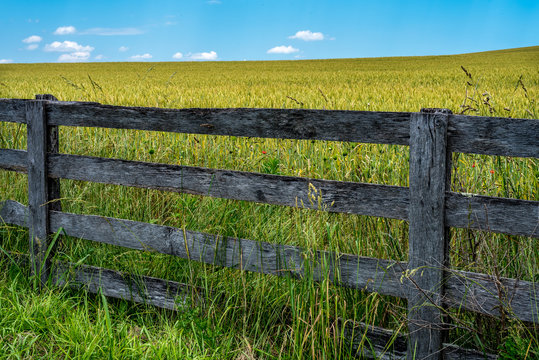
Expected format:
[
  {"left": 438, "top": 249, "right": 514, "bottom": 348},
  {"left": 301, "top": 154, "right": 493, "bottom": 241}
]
[{"left": 0, "top": 95, "right": 537, "bottom": 359}]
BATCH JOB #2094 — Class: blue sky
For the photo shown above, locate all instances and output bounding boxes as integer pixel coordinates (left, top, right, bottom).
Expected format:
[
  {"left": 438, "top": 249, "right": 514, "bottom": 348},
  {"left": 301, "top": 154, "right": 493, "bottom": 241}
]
[{"left": 1, "top": 0, "right": 538, "bottom": 63}]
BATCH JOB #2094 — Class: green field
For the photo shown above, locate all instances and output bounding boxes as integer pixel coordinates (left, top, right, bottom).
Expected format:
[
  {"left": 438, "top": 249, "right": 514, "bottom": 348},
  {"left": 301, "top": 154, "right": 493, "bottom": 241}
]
[{"left": 0, "top": 46, "right": 538, "bottom": 359}]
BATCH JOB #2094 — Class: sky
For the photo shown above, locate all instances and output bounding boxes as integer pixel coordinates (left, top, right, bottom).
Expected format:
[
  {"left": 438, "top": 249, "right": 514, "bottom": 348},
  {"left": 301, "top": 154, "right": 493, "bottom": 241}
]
[{"left": 1, "top": 0, "right": 538, "bottom": 63}]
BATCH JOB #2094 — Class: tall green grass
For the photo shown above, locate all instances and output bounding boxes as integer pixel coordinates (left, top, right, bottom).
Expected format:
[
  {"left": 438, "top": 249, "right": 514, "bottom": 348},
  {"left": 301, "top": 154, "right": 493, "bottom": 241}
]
[{"left": 0, "top": 46, "right": 537, "bottom": 358}]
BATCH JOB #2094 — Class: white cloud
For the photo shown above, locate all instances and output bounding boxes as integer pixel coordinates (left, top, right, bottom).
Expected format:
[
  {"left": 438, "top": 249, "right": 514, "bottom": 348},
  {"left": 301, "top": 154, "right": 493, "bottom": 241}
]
[
  {"left": 267, "top": 45, "right": 299, "bottom": 54},
  {"left": 208, "top": 0, "right": 222, "bottom": 4},
  {"left": 0, "top": 59, "right": 14, "bottom": 64},
  {"left": 130, "top": 53, "right": 153, "bottom": 60},
  {"left": 172, "top": 52, "right": 183, "bottom": 59},
  {"left": 288, "top": 30, "right": 324, "bottom": 41},
  {"left": 44, "top": 41, "right": 94, "bottom": 52},
  {"left": 118, "top": 46, "right": 129, "bottom": 52},
  {"left": 189, "top": 51, "right": 218, "bottom": 60},
  {"left": 94, "top": 54, "right": 105, "bottom": 60},
  {"left": 54, "top": 26, "right": 76, "bottom": 35},
  {"left": 81, "top": 27, "right": 143, "bottom": 36},
  {"left": 26, "top": 44, "right": 39, "bottom": 50},
  {"left": 58, "top": 51, "right": 91, "bottom": 62},
  {"left": 23, "top": 35, "right": 42, "bottom": 43}
]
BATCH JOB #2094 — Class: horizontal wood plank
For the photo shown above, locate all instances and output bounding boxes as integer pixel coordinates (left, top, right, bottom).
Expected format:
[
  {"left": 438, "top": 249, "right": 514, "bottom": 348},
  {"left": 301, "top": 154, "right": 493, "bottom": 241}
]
[
  {"left": 445, "top": 269, "right": 539, "bottom": 324},
  {"left": 446, "top": 192, "right": 539, "bottom": 238},
  {"left": 0, "top": 149, "right": 27, "bottom": 172},
  {"left": 47, "top": 153, "right": 411, "bottom": 220},
  {"left": 448, "top": 114, "right": 539, "bottom": 158},
  {"left": 340, "top": 319, "right": 498, "bottom": 359},
  {"left": 0, "top": 199, "right": 407, "bottom": 298},
  {"left": 2, "top": 99, "right": 537, "bottom": 157},
  {"left": 1, "top": 200, "right": 537, "bottom": 323},
  {"left": 45, "top": 102, "right": 412, "bottom": 145},
  {"left": 1, "top": 151, "right": 537, "bottom": 238},
  {"left": 0, "top": 99, "right": 28, "bottom": 124},
  {"left": 52, "top": 261, "right": 200, "bottom": 310}
]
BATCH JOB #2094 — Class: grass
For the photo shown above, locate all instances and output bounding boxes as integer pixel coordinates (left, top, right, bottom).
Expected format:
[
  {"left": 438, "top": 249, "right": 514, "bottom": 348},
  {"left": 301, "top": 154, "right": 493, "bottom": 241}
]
[{"left": 0, "top": 46, "right": 538, "bottom": 358}]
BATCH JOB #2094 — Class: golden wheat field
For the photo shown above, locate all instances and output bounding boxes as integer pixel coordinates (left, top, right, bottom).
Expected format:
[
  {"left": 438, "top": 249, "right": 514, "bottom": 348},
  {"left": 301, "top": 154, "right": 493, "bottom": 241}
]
[{"left": 0, "top": 46, "right": 537, "bottom": 358}]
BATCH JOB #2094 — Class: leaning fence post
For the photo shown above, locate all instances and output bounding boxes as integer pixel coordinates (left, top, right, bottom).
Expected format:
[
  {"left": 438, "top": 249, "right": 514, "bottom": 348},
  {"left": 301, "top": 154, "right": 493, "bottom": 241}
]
[
  {"left": 407, "top": 108, "right": 451, "bottom": 359},
  {"left": 27, "top": 94, "right": 59, "bottom": 286}
]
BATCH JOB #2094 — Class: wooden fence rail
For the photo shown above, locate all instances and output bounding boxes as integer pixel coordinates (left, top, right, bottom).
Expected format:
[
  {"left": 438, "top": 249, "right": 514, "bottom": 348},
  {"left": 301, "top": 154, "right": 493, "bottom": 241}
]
[{"left": 0, "top": 95, "right": 538, "bottom": 359}]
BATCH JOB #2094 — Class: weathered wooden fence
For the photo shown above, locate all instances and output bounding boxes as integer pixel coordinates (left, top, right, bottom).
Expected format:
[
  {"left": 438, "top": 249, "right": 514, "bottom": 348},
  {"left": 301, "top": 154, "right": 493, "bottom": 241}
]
[{"left": 0, "top": 95, "right": 537, "bottom": 359}]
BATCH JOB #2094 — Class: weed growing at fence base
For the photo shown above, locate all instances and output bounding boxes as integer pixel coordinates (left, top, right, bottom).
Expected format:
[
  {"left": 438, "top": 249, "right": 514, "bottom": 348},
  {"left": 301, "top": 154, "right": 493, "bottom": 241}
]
[{"left": 0, "top": 46, "right": 538, "bottom": 358}]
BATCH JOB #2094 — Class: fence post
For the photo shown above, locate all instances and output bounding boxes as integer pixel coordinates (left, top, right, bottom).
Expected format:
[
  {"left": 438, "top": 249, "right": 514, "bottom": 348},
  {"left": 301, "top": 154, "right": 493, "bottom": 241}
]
[
  {"left": 27, "top": 94, "right": 60, "bottom": 286},
  {"left": 407, "top": 108, "right": 451, "bottom": 359}
]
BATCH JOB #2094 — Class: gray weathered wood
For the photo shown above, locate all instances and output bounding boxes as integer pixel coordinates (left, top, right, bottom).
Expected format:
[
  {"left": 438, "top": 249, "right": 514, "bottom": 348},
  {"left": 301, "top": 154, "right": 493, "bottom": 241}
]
[
  {"left": 340, "top": 319, "right": 498, "bottom": 359},
  {"left": 339, "top": 318, "right": 407, "bottom": 359},
  {"left": 446, "top": 192, "right": 539, "bottom": 238},
  {"left": 445, "top": 269, "right": 539, "bottom": 324},
  {"left": 448, "top": 114, "right": 539, "bottom": 158},
  {"left": 2, "top": 150, "right": 537, "bottom": 238},
  {"left": 407, "top": 109, "right": 450, "bottom": 359},
  {"left": 0, "top": 199, "right": 406, "bottom": 298},
  {"left": 47, "top": 208, "right": 407, "bottom": 298},
  {"left": 46, "top": 153, "right": 411, "bottom": 220},
  {"left": 52, "top": 262, "right": 201, "bottom": 310},
  {"left": 35, "top": 95, "right": 62, "bottom": 213},
  {"left": 45, "top": 102, "right": 412, "bottom": 145},
  {"left": 26, "top": 100, "right": 51, "bottom": 285},
  {"left": 1, "top": 199, "right": 537, "bottom": 323},
  {"left": 442, "top": 344, "right": 498, "bottom": 360},
  {"left": 0, "top": 148, "right": 27, "bottom": 172},
  {"left": 0, "top": 98, "right": 28, "bottom": 124}
]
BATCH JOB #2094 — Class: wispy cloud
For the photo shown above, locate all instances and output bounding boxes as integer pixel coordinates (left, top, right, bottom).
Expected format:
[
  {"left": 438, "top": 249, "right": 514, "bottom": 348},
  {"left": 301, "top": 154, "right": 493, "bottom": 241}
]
[
  {"left": 58, "top": 52, "right": 91, "bottom": 62},
  {"left": 130, "top": 53, "right": 153, "bottom": 60},
  {"left": 0, "top": 59, "right": 14, "bottom": 64},
  {"left": 81, "top": 27, "right": 144, "bottom": 36},
  {"left": 22, "top": 35, "right": 42, "bottom": 43},
  {"left": 207, "top": 0, "right": 222, "bottom": 4},
  {"left": 188, "top": 51, "right": 218, "bottom": 60},
  {"left": 26, "top": 44, "right": 39, "bottom": 51},
  {"left": 267, "top": 45, "right": 299, "bottom": 54},
  {"left": 54, "top": 26, "right": 76, "bottom": 35},
  {"left": 44, "top": 41, "right": 94, "bottom": 52},
  {"left": 94, "top": 54, "right": 105, "bottom": 60},
  {"left": 288, "top": 30, "right": 324, "bottom": 41},
  {"left": 118, "top": 46, "right": 129, "bottom": 52},
  {"left": 172, "top": 52, "right": 183, "bottom": 59}
]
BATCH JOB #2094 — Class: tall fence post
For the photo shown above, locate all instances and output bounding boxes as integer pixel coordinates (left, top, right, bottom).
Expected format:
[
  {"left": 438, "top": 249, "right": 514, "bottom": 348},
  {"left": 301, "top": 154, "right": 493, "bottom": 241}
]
[
  {"left": 407, "top": 108, "right": 451, "bottom": 359},
  {"left": 27, "top": 94, "right": 60, "bottom": 286}
]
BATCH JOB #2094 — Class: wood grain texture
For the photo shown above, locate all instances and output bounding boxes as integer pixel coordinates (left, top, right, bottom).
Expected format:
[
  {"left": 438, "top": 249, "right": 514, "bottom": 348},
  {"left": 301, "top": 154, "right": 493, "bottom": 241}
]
[
  {"left": 52, "top": 262, "right": 201, "bottom": 310},
  {"left": 1, "top": 98, "right": 537, "bottom": 157},
  {"left": 45, "top": 102, "right": 412, "bottom": 145},
  {"left": 446, "top": 192, "right": 539, "bottom": 238},
  {"left": 445, "top": 269, "right": 539, "bottom": 324},
  {"left": 1, "top": 151, "right": 536, "bottom": 238},
  {"left": 340, "top": 319, "right": 497, "bottom": 359},
  {"left": 1, "top": 199, "right": 537, "bottom": 323},
  {"left": 407, "top": 109, "right": 450, "bottom": 359},
  {"left": 0, "top": 149, "right": 27, "bottom": 172},
  {"left": 448, "top": 114, "right": 539, "bottom": 158},
  {"left": 46, "top": 153, "right": 411, "bottom": 220},
  {"left": 36, "top": 95, "right": 62, "bottom": 213},
  {"left": 339, "top": 318, "right": 407, "bottom": 359},
  {"left": 0, "top": 98, "right": 28, "bottom": 124},
  {"left": 26, "top": 100, "right": 50, "bottom": 284},
  {"left": 47, "top": 208, "right": 407, "bottom": 298}
]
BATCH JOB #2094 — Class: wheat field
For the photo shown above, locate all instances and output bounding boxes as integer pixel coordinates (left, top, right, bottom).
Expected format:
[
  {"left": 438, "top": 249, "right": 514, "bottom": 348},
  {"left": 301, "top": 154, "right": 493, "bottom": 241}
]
[{"left": 0, "top": 46, "right": 537, "bottom": 359}]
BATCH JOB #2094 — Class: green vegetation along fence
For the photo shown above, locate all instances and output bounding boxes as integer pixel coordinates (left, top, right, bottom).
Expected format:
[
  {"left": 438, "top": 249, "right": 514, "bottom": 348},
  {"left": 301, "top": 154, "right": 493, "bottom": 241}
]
[{"left": 0, "top": 94, "right": 537, "bottom": 359}]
